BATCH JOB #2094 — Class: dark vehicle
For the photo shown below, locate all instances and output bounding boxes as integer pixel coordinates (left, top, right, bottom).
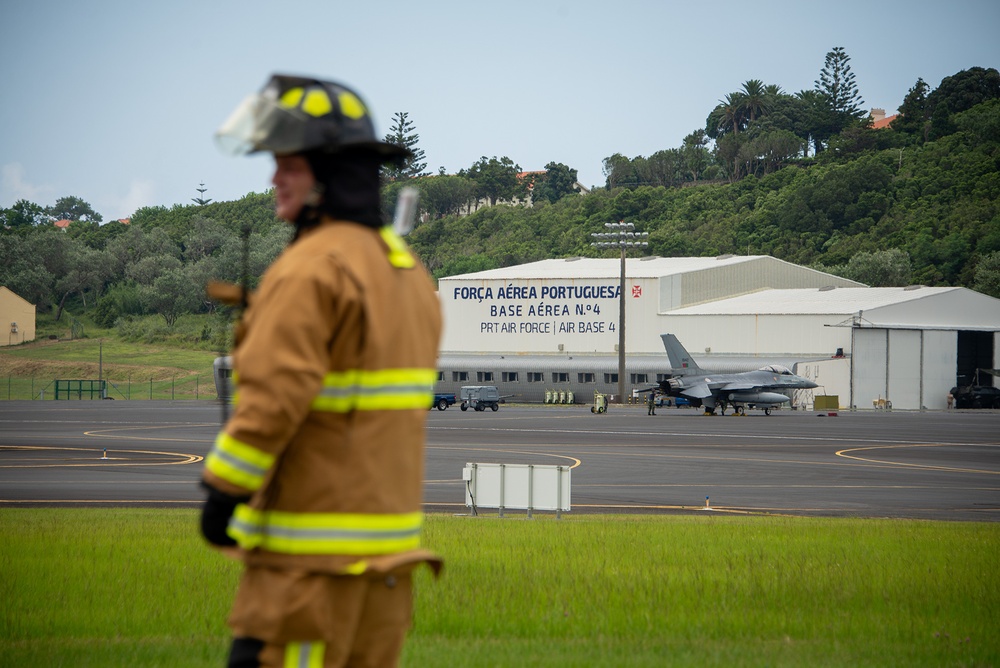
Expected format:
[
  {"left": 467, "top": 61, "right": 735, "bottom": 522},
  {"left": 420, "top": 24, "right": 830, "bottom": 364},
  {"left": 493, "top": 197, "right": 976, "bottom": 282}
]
[
  {"left": 656, "top": 395, "right": 691, "bottom": 408},
  {"left": 432, "top": 393, "right": 457, "bottom": 411},
  {"left": 950, "top": 385, "right": 1000, "bottom": 409}
]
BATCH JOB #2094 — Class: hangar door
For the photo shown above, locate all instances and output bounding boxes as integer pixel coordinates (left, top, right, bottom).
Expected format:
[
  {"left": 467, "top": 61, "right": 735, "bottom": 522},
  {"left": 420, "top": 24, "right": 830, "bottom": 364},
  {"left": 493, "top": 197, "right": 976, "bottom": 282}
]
[
  {"left": 851, "top": 328, "right": 923, "bottom": 410},
  {"left": 957, "top": 331, "right": 995, "bottom": 387}
]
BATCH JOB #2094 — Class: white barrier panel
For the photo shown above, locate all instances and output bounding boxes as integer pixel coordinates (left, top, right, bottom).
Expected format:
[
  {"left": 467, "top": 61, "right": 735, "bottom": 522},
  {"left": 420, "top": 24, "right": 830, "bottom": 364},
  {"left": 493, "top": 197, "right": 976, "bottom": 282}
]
[{"left": 463, "top": 462, "right": 571, "bottom": 518}]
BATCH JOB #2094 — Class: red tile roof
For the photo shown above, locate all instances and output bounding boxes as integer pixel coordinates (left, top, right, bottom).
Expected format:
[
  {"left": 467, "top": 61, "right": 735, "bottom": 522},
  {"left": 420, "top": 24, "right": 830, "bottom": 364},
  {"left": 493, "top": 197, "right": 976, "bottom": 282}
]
[{"left": 872, "top": 114, "right": 898, "bottom": 130}]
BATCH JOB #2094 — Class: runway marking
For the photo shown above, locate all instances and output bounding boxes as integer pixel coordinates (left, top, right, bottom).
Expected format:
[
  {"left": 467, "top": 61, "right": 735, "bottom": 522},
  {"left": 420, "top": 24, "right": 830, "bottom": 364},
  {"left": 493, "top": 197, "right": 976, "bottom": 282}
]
[
  {"left": 836, "top": 444, "right": 1000, "bottom": 475},
  {"left": 0, "top": 445, "right": 203, "bottom": 468},
  {"left": 427, "top": 445, "right": 581, "bottom": 468},
  {"left": 429, "top": 424, "right": 995, "bottom": 448},
  {"left": 0, "top": 499, "right": 203, "bottom": 505},
  {"left": 83, "top": 424, "right": 216, "bottom": 443}
]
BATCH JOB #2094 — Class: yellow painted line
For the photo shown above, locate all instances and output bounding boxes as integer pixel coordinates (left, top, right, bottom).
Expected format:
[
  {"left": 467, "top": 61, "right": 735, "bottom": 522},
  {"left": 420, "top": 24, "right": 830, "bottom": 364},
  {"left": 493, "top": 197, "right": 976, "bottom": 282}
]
[
  {"left": 427, "top": 445, "right": 581, "bottom": 468},
  {"left": 836, "top": 444, "right": 1000, "bottom": 475},
  {"left": 0, "top": 499, "right": 203, "bottom": 505},
  {"left": 84, "top": 423, "right": 216, "bottom": 443},
  {"left": 0, "top": 445, "right": 203, "bottom": 468}
]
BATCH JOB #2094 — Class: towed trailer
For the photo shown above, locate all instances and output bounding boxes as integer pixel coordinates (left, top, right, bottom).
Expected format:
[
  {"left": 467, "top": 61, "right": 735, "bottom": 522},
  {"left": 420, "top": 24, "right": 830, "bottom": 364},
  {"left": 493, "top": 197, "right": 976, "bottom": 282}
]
[{"left": 459, "top": 385, "right": 510, "bottom": 412}]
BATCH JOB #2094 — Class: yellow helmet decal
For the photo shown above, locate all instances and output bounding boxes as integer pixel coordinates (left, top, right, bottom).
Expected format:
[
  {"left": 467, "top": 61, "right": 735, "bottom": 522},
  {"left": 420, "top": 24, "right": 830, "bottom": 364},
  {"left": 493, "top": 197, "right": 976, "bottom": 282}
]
[
  {"left": 279, "top": 87, "right": 305, "bottom": 109},
  {"left": 278, "top": 87, "right": 333, "bottom": 118},
  {"left": 338, "top": 91, "right": 367, "bottom": 119},
  {"left": 302, "top": 89, "right": 333, "bottom": 117}
]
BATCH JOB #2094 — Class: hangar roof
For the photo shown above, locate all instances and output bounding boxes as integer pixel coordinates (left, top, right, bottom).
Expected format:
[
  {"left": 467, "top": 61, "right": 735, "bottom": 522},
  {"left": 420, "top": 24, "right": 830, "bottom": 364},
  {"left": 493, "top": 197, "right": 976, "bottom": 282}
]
[
  {"left": 668, "top": 286, "right": 1000, "bottom": 330},
  {"left": 669, "top": 287, "right": 957, "bottom": 315},
  {"left": 445, "top": 255, "right": 778, "bottom": 280}
]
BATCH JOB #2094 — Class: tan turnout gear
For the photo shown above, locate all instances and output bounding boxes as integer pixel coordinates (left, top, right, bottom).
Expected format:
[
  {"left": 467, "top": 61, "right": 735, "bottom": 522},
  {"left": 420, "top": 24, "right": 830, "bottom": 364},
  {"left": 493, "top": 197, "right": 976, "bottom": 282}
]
[{"left": 202, "top": 219, "right": 442, "bottom": 661}]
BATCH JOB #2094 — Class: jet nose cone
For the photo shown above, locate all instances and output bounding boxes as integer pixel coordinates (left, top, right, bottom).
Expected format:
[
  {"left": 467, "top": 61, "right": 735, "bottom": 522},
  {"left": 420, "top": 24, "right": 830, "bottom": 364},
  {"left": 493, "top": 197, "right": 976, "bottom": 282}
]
[{"left": 803, "top": 378, "right": 819, "bottom": 389}]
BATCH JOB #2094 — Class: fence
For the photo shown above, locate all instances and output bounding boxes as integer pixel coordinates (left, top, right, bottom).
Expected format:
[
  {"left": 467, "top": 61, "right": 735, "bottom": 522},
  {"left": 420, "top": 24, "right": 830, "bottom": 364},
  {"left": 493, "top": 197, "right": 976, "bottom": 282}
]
[{"left": 2, "top": 374, "right": 221, "bottom": 401}]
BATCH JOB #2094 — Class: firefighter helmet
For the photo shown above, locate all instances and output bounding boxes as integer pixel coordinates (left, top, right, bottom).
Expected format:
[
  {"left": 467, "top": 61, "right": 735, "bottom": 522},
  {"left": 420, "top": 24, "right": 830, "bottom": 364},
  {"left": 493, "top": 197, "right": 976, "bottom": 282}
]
[{"left": 216, "top": 74, "right": 408, "bottom": 162}]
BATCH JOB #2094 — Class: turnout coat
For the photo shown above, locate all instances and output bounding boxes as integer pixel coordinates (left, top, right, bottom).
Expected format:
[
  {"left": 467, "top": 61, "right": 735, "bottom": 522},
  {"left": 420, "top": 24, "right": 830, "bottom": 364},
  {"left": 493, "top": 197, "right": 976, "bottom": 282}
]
[{"left": 202, "top": 219, "right": 442, "bottom": 639}]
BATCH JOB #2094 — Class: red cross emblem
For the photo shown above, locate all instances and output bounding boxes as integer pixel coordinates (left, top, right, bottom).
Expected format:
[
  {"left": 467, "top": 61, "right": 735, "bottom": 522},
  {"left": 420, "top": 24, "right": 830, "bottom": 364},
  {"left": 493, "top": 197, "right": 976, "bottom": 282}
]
[{"left": 632, "top": 285, "right": 642, "bottom": 298}]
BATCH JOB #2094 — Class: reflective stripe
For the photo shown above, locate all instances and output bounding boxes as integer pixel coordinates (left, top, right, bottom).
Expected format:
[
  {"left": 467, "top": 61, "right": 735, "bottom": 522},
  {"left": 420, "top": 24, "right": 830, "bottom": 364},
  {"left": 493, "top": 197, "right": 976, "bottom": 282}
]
[
  {"left": 229, "top": 506, "right": 423, "bottom": 555},
  {"left": 379, "top": 226, "right": 416, "bottom": 268},
  {"left": 205, "top": 432, "right": 275, "bottom": 491},
  {"left": 311, "top": 368, "right": 435, "bottom": 413},
  {"left": 285, "top": 641, "right": 324, "bottom": 668}
]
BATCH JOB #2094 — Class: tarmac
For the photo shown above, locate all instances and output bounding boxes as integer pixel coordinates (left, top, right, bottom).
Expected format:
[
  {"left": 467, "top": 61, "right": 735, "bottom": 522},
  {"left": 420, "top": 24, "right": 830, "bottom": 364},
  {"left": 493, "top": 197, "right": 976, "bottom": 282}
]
[{"left": 1, "top": 400, "right": 997, "bottom": 521}]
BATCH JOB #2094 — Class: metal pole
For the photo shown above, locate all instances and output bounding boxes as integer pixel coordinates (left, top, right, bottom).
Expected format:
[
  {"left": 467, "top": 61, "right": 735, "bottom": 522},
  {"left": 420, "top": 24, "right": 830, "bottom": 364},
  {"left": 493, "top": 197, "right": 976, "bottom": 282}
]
[
  {"left": 591, "top": 220, "right": 647, "bottom": 405},
  {"left": 618, "top": 246, "right": 626, "bottom": 404}
]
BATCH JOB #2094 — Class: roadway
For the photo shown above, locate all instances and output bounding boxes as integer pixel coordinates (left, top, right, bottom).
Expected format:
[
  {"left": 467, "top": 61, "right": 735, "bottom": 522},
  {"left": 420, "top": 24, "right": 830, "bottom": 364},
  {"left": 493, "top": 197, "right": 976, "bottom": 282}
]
[{"left": 1, "top": 400, "right": 998, "bottom": 521}]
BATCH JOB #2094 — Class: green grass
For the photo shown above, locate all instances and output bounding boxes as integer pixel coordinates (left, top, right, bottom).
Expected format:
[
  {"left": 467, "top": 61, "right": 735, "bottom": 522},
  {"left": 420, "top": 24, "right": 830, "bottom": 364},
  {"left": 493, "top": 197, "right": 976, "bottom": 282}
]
[
  {"left": 0, "top": 313, "right": 222, "bottom": 400},
  {"left": 1, "top": 510, "right": 997, "bottom": 667}
]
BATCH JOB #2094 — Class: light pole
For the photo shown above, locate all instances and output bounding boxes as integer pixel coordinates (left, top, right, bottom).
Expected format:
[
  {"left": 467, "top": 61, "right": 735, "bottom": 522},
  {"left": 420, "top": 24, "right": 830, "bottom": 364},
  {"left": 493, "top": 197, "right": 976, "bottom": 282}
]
[{"left": 591, "top": 220, "right": 648, "bottom": 403}]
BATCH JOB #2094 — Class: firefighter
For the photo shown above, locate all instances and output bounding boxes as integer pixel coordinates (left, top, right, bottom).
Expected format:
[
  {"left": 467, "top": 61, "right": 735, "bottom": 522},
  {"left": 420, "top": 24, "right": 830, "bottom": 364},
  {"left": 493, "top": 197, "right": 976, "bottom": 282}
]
[{"left": 201, "top": 74, "right": 442, "bottom": 668}]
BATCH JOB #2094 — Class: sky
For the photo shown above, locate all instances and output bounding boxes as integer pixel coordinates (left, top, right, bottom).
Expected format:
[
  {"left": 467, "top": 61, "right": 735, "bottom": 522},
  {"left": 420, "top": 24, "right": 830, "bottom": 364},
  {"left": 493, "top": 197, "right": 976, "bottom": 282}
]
[{"left": 2, "top": 0, "right": 998, "bottom": 222}]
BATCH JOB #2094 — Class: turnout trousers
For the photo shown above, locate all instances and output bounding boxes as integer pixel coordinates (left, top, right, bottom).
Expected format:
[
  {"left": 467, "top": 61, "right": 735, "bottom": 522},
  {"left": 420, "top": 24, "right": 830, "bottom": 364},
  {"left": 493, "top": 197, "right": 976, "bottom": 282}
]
[{"left": 225, "top": 566, "right": 414, "bottom": 668}]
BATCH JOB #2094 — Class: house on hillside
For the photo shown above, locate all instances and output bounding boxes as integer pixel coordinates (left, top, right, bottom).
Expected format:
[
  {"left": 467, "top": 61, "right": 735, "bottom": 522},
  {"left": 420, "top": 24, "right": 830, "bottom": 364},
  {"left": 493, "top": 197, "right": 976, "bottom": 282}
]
[
  {"left": 0, "top": 287, "right": 36, "bottom": 346},
  {"left": 870, "top": 108, "right": 899, "bottom": 129}
]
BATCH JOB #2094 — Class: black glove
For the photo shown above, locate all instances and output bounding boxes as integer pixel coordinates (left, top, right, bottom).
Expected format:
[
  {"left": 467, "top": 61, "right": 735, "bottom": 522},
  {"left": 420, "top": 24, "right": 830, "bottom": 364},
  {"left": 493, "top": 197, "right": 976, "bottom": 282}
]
[{"left": 200, "top": 483, "right": 250, "bottom": 547}]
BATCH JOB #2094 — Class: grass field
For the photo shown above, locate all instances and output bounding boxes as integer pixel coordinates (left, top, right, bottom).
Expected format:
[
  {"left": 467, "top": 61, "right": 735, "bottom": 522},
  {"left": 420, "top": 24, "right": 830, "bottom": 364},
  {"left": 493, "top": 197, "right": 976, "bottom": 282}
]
[
  {"left": 1, "top": 509, "right": 997, "bottom": 667},
  {"left": 0, "top": 314, "right": 221, "bottom": 400}
]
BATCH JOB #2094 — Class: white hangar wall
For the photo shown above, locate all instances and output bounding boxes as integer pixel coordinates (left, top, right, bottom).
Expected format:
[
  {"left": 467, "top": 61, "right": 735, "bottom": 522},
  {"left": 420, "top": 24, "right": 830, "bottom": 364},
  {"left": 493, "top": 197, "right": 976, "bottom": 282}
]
[
  {"left": 850, "top": 328, "right": 958, "bottom": 410},
  {"left": 439, "top": 256, "right": 861, "bottom": 355},
  {"left": 656, "top": 313, "right": 850, "bottom": 358}
]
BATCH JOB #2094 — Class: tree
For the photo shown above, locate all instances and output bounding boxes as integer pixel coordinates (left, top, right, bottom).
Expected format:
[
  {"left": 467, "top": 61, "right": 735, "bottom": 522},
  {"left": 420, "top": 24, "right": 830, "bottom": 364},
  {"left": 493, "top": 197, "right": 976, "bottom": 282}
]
[
  {"left": 927, "top": 67, "right": 1000, "bottom": 117},
  {"left": 531, "top": 162, "right": 579, "bottom": 203},
  {"left": 815, "top": 47, "right": 866, "bottom": 122},
  {"left": 46, "top": 195, "right": 103, "bottom": 223},
  {"left": 842, "top": 249, "right": 912, "bottom": 286},
  {"left": 3, "top": 199, "right": 47, "bottom": 232},
  {"left": 382, "top": 112, "right": 428, "bottom": 180},
  {"left": 706, "top": 91, "right": 747, "bottom": 138},
  {"left": 795, "top": 89, "right": 835, "bottom": 154},
  {"left": 461, "top": 156, "right": 521, "bottom": 206},
  {"left": 892, "top": 78, "right": 931, "bottom": 141},
  {"left": 192, "top": 183, "right": 213, "bottom": 206},
  {"left": 741, "top": 79, "right": 770, "bottom": 123},
  {"left": 414, "top": 175, "right": 477, "bottom": 218},
  {"left": 142, "top": 266, "right": 204, "bottom": 326},
  {"left": 602, "top": 153, "right": 634, "bottom": 189},
  {"left": 973, "top": 251, "right": 1000, "bottom": 298},
  {"left": 682, "top": 130, "right": 711, "bottom": 182}
]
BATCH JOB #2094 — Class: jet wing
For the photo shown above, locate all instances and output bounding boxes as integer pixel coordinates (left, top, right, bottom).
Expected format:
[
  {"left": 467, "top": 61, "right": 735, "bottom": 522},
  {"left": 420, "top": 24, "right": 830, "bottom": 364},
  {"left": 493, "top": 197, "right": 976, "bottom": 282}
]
[
  {"left": 716, "top": 382, "right": 757, "bottom": 392},
  {"left": 680, "top": 383, "right": 713, "bottom": 399}
]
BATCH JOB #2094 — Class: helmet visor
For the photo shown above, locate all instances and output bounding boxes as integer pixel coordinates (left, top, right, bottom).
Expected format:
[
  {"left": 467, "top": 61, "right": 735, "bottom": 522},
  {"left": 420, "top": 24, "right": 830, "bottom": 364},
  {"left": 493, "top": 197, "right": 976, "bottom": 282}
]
[{"left": 215, "top": 93, "right": 309, "bottom": 157}]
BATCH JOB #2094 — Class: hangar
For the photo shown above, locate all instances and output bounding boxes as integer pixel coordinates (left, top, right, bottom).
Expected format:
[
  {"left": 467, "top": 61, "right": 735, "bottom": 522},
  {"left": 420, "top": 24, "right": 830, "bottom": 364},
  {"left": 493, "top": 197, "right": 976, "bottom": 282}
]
[{"left": 434, "top": 256, "right": 1000, "bottom": 410}]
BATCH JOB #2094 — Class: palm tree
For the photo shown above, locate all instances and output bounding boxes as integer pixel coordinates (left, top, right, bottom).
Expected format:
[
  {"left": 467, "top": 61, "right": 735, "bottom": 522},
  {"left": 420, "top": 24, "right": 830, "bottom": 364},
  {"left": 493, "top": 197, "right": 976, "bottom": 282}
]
[
  {"left": 740, "top": 80, "right": 769, "bottom": 123},
  {"left": 718, "top": 91, "right": 747, "bottom": 134}
]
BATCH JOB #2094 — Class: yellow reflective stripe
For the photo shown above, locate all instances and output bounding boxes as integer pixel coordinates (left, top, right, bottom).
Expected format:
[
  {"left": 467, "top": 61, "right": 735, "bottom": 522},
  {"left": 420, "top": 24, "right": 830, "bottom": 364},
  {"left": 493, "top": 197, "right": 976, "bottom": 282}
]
[
  {"left": 311, "top": 368, "right": 435, "bottom": 413},
  {"left": 205, "top": 432, "right": 275, "bottom": 491},
  {"left": 285, "top": 641, "right": 324, "bottom": 668},
  {"left": 230, "top": 506, "right": 423, "bottom": 556},
  {"left": 379, "top": 226, "right": 416, "bottom": 268}
]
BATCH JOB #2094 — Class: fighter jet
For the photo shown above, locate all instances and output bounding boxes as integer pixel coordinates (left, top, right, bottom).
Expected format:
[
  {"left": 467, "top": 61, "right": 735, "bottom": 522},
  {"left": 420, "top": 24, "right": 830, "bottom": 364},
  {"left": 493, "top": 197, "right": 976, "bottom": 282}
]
[{"left": 657, "top": 334, "right": 818, "bottom": 415}]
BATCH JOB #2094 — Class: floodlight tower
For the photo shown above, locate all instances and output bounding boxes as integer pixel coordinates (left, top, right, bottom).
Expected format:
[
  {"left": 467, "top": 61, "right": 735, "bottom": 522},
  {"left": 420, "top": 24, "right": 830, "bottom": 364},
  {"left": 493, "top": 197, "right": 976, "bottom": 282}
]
[{"left": 591, "top": 220, "right": 648, "bottom": 403}]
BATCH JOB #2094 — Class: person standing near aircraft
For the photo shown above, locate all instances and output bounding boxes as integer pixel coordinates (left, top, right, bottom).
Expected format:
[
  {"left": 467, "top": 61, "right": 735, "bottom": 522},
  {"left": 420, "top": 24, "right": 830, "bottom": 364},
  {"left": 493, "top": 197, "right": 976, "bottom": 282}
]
[
  {"left": 200, "top": 74, "right": 442, "bottom": 668},
  {"left": 647, "top": 390, "right": 656, "bottom": 415}
]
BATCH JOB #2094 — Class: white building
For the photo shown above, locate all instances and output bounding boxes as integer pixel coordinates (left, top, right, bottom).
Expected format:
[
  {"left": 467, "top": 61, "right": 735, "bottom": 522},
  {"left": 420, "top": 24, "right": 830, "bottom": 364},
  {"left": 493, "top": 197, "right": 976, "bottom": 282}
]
[
  {"left": 435, "top": 257, "right": 1000, "bottom": 410},
  {"left": 439, "top": 255, "right": 862, "bottom": 355},
  {"left": 661, "top": 286, "right": 1000, "bottom": 410}
]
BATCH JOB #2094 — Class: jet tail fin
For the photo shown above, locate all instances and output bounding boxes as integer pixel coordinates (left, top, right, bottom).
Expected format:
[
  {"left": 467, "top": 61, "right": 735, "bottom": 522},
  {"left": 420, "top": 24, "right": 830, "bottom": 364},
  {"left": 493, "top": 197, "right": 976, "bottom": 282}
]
[{"left": 660, "top": 334, "right": 701, "bottom": 372}]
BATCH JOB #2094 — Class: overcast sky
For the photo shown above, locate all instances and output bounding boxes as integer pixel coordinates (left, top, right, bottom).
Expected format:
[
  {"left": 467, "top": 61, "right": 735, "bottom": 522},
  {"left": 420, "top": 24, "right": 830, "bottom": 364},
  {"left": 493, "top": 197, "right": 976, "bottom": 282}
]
[{"left": 2, "top": 0, "right": 998, "bottom": 221}]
